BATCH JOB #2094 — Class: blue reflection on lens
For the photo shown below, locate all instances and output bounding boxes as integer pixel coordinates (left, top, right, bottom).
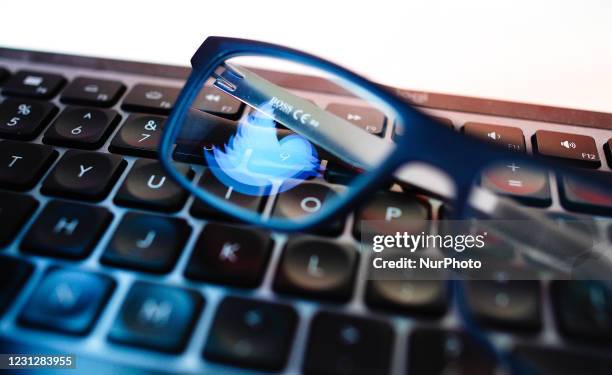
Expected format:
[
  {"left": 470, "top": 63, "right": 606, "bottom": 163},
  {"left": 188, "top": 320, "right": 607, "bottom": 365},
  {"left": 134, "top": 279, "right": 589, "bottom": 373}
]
[{"left": 204, "top": 102, "right": 320, "bottom": 196}]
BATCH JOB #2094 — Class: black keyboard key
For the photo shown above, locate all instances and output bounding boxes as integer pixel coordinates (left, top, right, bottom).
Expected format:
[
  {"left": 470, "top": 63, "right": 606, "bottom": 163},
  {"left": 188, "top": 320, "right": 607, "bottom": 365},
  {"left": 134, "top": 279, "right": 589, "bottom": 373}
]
[
  {"left": 366, "top": 279, "right": 447, "bottom": 317},
  {"left": 273, "top": 237, "right": 357, "bottom": 302},
  {"left": 0, "top": 192, "right": 38, "bottom": 247},
  {"left": 326, "top": 103, "right": 386, "bottom": 136},
  {"left": 409, "top": 328, "right": 497, "bottom": 375},
  {"left": 512, "top": 345, "right": 612, "bottom": 375},
  {"left": 121, "top": 84, "right": 179, "bottom": 115},
  {"left": 354, "top": 191, "right": 430, "bottom": 238},
  {"left": 481, "top": 161, "right": 551, "bottom": 207},
  {"left": 605, "top": 138, "right": 612, "bottom": 167},
  {"left": 189, "top": 168, "right": 265, "bottom": 221},
  {"left": 272, "top": 182, "right": 344, "bottom": 235},
  {"left": 109, "top": 282, "right": 203, "bottom": 353},
  {"left": 0, "top": 256, "right": 33, "bottom": 315},
  {"left": 101, "top": 212, "right": 191, "bottom": 273},
  {"left": 552, "top": 280, "right": 612, "bottom": 341},
  {"left": 185, "top": 223, "right": 272, "bottom": 287},
  {"left": 304, "top": 311, "right": 393, "bottom": 375},
  {"left": 195, "top": 84, "right": 244, "bottom": 119},
  {"left": 533, "top": 130, "right": 601, "bottom": 168},
  {"left": 109, "top": 114, "right": 165, "bottom": 158},
  {"left": 2, "top": 70, "right": 65, "bottom": 99},
  {"left": 463, "top": 280, "right": 541, "bottom": 331},
  {"left": 0, "top": 67, "right": 8, "bottom": 83},
  {"left": 463, "top": 122, "right": 525, "bottom": 152},
  {"left": 0, "top": 98, "right": 57, "bottom": 140},
  {"left": 60, "top": 76, "right": 125, "bottom": 107},
  {"left": 43, "top": 107, "right": 120, "bottom": 149},
  {"left": 19, "top": 268, "right": 114, "bottom": 334},
  {"left": 21, "top": 200, "right": 112, "bottom": 259},
  {"left": 0, "top": 141, "right": 57, "bottom": 190},
  {"left": 204, "top": 296, "right": 297, "bottom": 371},
  {"left": 114, "top": 159, "right": 193, "bottom": 212},
  {"left": 558, "top": 175, "right": 612, "bottom": 216},
  {"left": 41, "top": 150, "right": 126, "bottom": 201}
]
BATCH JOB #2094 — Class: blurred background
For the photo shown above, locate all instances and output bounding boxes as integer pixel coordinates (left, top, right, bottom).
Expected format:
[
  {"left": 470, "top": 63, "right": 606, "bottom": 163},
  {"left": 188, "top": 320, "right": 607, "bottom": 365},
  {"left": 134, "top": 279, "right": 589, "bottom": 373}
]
[{"left": 1, "top": 0, "right": 611, "bottom": 111}]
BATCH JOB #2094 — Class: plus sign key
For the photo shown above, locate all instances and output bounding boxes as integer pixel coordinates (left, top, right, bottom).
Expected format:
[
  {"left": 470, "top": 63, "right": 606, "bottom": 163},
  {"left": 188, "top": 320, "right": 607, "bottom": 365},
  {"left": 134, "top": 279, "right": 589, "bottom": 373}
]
[
  {"left": 185, "top": 223, "right": 273, "bottom": 288},
  {"left": 481, "top": 161, "right": 551, "bottom": 207}
]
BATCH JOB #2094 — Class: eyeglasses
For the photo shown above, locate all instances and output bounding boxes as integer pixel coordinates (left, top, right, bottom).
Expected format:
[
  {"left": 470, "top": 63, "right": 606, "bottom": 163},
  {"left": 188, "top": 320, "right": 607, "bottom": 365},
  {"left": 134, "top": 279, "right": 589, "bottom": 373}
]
[
  {"left": 160, "top": 35, "right": 611, "bottom": 373},
  {"left": 159, "top": 36, "right": 610, "bottom": 273},
  {"left": 160, "top": 36, "right": 610, "bottom": 267}
]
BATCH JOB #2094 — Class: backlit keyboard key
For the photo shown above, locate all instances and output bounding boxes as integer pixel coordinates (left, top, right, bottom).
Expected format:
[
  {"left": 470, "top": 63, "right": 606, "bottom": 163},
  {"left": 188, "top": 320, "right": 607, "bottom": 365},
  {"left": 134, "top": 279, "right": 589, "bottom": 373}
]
[
  {"left": 273, "top": 237, "right": 358, "bottom": 302},
  {"left": 558, "top": 175, "right": 612, "bottom": 215},
  {"left": 121, "top": 84, "right": 179, "bottom": 115},
  {"left": 366, "top": 278, "right": 447, "bottom": 317},
  {"left": 409, "top": 329, "right": 497, "bottom": 375},
  {"left": 304, "top": 311, "right": 393, "bottom": 375},
  {"left": 109, "top": 114, "right": 166, "bottom": 158},
  {"left": 0, "top": 141, "right": 57, "bottom": 190},
  {"left": 42, "top": 150, "right": 126, "bottom": 201},
  {"left": 0, "top": 256, "right": 33, "bottom": 315},
  {"left": 101, "top": 212, "right": 191, "bottom": 273},
  {"left": 353, "top": 191, "right": 431, "bottom": 238},
  {"left": 605, "top": 138, "right": 612, "bottom": 167},
  {"left": 326, "top": 103, "right": 386, "bottom": 136},
  {"left": 513, "top": 345, "right": 612, "bottom": 375},
  {"left": 114, "top": 159, "right": 193, "bottom": 212},
  {"left": 60, "top": 76, "right": 125, "bottom": 107},
  {"left": 552, "top": 280, "right": 612, "bottom": 341},
  {"left": 272, "top": 182, "right": 344, "bottom": 235},
  {"left": 2, "top": 70, "right": 65, "bottom": 99},
  {"left": 0, "top": 67, "right": 8, "bottom": 83},
  {"left": 185, "top": 223, "right": 272, "bottom": 287},
  {"left": 19, "top": 268, "right": 114, "bottom": 335},
  {"left": 481, "top": 161, "right": 551, "bottom": 207},
  {"left": 463, "top": 122, "right": 525, "bottom": 152},
  {"left": 43, "top": 107, "right": 120, "bottom": 149},
  {"left": 463, "top": 280, "right": 541, "bottom": 331},
  {"left": 194, "top": 85, "right": 244, "bottom": 119},
  {"left": 0, "top": 192, "right": 38, "bottom": 247},
  {"left": 21, "top": 200, "right": 112, "bottom": 259},
  {"left": 533, "top": 130, "right": 601, "bottom": 168},
  {"left": 204, "top": 296, "right": 297, "bottom": 371},
  {"left": 189, "top": 168, "right": 266, "bottom": 221},
  {"left": 0, "top": 98, "right": 57, "bottom": 140},
  {"left": 108, "top": 282, "right": 203, "bottom": 352}
]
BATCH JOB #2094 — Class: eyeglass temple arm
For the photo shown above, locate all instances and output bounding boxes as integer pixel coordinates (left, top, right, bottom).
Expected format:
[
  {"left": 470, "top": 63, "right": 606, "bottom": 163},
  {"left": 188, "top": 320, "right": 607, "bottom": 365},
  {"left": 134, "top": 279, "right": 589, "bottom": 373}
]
[{"left": 213, "top": 63, "right": 391, "bottom": 168}]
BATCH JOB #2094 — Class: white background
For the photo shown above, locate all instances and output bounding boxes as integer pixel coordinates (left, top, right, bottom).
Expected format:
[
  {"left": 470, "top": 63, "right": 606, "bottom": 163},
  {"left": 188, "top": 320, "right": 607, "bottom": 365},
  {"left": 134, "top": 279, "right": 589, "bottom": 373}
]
[{"left": 2, "top": 0, "right": 611, "bottom": 113}]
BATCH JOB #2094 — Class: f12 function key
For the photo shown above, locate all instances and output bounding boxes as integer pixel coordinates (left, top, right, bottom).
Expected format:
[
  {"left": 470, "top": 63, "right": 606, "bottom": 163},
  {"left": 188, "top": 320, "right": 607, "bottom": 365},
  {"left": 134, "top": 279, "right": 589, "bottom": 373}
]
[{"left": 533, "top": 130, "right": 601, "bottom": 168}]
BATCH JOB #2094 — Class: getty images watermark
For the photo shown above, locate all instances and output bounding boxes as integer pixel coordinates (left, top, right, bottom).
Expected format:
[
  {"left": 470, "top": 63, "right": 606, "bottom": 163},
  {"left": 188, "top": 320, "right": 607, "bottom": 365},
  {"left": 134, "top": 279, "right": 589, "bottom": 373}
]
[{"left": 361, "top": 219, "right": 610, "bottom": 281}]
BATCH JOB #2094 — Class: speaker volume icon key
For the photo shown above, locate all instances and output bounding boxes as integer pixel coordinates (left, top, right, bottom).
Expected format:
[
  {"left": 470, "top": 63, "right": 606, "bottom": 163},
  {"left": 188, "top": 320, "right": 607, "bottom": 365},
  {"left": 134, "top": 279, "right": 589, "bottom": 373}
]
[
  {"left": 560, "top": 140, "right": 577, "bottom": 149},
  {"left": 487, "top": 131, "right": 501, "bottom": 140}
]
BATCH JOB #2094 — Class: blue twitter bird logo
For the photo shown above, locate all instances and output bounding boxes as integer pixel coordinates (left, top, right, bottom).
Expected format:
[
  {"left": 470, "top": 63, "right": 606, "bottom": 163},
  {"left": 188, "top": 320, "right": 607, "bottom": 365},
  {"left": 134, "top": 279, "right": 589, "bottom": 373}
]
[{"left": 205, "top": 102, "right": 320, "bottom": 196}]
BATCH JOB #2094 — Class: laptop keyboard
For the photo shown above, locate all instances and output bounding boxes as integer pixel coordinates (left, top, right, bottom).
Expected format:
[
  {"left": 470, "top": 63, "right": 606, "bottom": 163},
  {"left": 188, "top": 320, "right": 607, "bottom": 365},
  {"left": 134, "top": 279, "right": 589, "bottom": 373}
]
[{"left": 0, "top": 60, "right": 611, "bottom": 375}]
